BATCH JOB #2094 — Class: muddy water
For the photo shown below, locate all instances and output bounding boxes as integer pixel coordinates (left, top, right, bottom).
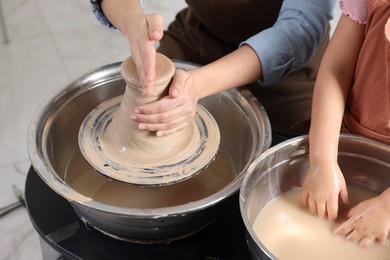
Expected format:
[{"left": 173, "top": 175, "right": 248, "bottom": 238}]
[
  {"left": 64, "top": 149, "right": 236, "bottom": 208},
  {"left": 253, "top": 187, "right": 390, "bottom": 260}
]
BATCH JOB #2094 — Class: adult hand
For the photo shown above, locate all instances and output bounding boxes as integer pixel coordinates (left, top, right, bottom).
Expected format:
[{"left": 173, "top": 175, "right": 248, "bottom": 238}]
[
  {"left": 301, "top": 162, "right": 349, "bottom": 221},
  {"left": 335, "top": 189, "right": 390, "bottom": 248},
  {"left": 126, "top": 13, "right": 164, "bottom": 96},
  {"left": 130, "top": 69, "right": 200, "bottom": 137}
]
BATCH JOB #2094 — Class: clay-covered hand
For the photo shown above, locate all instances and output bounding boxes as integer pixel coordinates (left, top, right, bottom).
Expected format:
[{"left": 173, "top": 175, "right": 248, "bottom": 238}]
[
  {"left": 334, "top": 189, "right": 390, "bottom": 248},
  {"left": 130, "top": 69, "right": 200, "bottom": 137},
  {"left": 126, "top": 13, "right": 164, "bottom": 96},
  {"left": 301, "top": 162, "right": 349, "bottom": 221}
]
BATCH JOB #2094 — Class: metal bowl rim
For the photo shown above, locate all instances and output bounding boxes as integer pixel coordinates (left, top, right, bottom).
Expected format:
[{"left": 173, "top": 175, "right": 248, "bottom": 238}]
[
  {"left": 28, "top": 60, "right": 271, "bottom": 217},
  {"left": 238, "top": 133, "right": 390, "bottom": 258}
]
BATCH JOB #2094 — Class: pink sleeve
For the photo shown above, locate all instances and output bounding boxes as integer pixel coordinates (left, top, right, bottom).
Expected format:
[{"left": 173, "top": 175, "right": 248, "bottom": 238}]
[{"left": 339, "top": 0, "right": 368, "bottom": 25}]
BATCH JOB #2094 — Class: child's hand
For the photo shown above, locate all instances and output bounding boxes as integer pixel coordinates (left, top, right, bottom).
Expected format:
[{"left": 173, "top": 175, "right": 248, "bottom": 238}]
[
  {"left": 335, "top": 189, "right": 390, "bottom": 248},
  {"left": 301, "top": 162, "right": 349, "bottom": 221}
]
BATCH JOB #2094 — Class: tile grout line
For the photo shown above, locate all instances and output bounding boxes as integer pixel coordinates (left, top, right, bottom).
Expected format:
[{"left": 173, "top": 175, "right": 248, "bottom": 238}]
[{"left": 34, "top": 0, "right": 72, "bottom": 79}]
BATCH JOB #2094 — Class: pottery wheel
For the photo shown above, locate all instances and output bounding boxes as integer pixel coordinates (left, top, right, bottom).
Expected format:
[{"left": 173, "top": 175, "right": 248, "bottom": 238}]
[{"left": 78, "top": 54, "right": 220, "bottom": 187}]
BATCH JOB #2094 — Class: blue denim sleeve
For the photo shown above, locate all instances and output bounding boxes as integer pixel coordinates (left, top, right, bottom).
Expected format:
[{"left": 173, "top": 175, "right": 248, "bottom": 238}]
[
  {"left": 90, "top": 0, "right": 117, "bottom": 30},
  {"left": 241, "top": 0, "right": 337, "bottom": 85}
]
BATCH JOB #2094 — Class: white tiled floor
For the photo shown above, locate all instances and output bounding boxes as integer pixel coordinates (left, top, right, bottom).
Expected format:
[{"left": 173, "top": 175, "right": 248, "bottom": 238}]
[
  {"left": 0, "top": 1, "right": 340, "bottom": 259},
  {"left": 0, "top": 1, "right": 186, "bottom": 259}
]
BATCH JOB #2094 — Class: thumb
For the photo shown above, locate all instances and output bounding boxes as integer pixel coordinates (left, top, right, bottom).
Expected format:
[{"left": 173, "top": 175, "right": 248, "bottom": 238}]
[
  {"left": 339, "top": 185, "right": 349, "bottom": 206},
  {"left": 169, "top": 69, "right": 192, "bottom": 98},
  {"left": 145, "top": 14, "right": 164, "bottom": 41}
]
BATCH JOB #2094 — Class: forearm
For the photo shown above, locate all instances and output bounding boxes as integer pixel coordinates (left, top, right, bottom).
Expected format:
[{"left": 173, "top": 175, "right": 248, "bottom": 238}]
[
  {"left": 309, "top": 15, "right": 365, "bottom": 164},
  {"left": 100, "top": 0, "right": 143, "bottom": 37},
  {"left": 190, "top": 45, "right": 262, "bottom": 99},
  {"left": 309, "top": 70, "right": 347, "bottom": 164},
  {"left": 243, "top": 0, "right": 336, "bottom": 85}
]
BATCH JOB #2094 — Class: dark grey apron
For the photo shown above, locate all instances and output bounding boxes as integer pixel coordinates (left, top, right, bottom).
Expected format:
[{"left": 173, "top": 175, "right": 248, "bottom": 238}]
[{"left": 157, "top": 0, "right": 329, "bottom": 137}]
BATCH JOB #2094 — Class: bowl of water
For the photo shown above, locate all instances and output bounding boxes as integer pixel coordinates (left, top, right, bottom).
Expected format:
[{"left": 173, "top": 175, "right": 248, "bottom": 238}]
[{"left": 240, "top": 134, "right": 390, "bottom": 259}]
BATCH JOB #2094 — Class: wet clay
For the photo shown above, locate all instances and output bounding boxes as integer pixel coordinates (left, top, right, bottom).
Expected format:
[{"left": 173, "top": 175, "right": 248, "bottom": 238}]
[
  {"left": 104, "top": 53, "right": 200, "bottom": 164},
  {"left": 78, "top": 53, "right": 220, "bottom": 186},
  {"left": 253, "top": 187, "right": 390, "bottom": 260},
  {"left": 64, "top": 149, "right": 235, "bottom": 208}
]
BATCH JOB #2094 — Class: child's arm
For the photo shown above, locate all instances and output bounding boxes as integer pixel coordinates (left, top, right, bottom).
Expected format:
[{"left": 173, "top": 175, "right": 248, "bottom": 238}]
[{"left": 301, "top": 14, "right": 365, "bottom": 221}]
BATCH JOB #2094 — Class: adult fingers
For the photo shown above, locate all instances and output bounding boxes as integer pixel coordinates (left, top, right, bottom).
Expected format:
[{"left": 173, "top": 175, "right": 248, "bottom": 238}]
[
  {"left": 133, "top": 105, "right": 193, "bottom": 126},
  {"left": 131, "top": 42, "right": 156, "bottom": 96},
  {"left": 133, "top": 95, "right": 184, "bottom": 117},
  {"left": 156, "top": 121, "right": 191, "bottom": 137},
  {"left": 139, "top": 117, "right": 192, "bottom": 137}
]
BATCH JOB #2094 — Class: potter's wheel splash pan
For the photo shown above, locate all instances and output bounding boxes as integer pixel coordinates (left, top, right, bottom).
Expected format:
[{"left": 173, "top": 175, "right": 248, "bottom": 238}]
[
  {"left": 79, "top": 98, "right": 220, "bottom": 187},
  {"left": 27, "top": 60, "right": 271, "bottom": 242},
  {"left": 78, "top": 54, "right": 221, "bottom": 187}
]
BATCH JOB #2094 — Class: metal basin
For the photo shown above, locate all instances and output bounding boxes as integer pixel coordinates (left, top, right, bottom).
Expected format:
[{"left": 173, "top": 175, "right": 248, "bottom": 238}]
[
  {"left": 239, "top": 134, "right": 390, "bottom": 259},
  {"left": 28, "top": 60, "right": 271, "bottom": 243}
]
